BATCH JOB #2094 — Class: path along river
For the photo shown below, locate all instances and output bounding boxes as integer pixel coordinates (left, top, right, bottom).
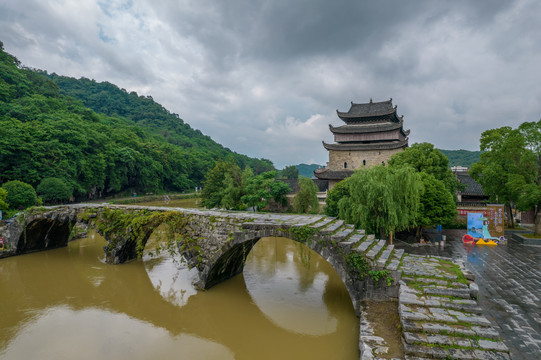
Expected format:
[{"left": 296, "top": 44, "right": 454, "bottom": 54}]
[{"left": 0, "top": 198, "right": 359, "bottom": 360}]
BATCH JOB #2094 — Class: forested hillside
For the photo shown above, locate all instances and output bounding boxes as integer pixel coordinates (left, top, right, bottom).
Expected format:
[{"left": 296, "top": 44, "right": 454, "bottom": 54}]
[
  {"left": 295, "top": 163, "right": 321, "bottom": 178},
  {"left": 0, "top": 43, "right": 273, "bottom": 200},
  {"left": 439, "top": 149, "right": 481, "bottom": 168}
]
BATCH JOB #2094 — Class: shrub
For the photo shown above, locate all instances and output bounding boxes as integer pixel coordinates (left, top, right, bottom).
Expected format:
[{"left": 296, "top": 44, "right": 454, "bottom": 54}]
[
  {"left": 2, "top": 180, "right": 38, "bottom": 209},
  {"left": 37, "top": 177, "right": 72, "bottom": 204}
]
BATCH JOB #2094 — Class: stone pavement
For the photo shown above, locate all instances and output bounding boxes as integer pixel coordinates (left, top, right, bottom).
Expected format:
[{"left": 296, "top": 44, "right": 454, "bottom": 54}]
[{"left": 395, "top": 232, "right": 541, "bottom": 359}]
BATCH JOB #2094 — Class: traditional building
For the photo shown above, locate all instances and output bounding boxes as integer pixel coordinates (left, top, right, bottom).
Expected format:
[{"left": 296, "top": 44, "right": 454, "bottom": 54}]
[{"left": 314, "top": 98, "right": 410, "bottom": 189}]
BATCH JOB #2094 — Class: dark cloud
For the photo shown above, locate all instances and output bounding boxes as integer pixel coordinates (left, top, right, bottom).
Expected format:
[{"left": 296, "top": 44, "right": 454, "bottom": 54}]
[{"left": 0, "top": 0, "right": 540, "bottom": 168}]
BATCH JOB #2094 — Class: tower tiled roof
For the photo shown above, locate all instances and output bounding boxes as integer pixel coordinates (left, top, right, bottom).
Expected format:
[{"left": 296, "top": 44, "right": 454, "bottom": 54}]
[
  {"left": 322, "top": 139, "right": 408, "bottom": 151},
  {"left": 329, "top": 122, "right": 410, "bottom": 136},
  {"left": 313, "top": 168, "right": 354, "bottom": 180},
  {"left": 336, "top": 98, "right": 400, "bottom": 123}
]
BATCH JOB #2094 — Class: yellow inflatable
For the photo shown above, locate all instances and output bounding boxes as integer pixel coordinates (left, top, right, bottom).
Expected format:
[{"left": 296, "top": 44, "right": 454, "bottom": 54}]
[{"left": 476, "top": 239, "right": 498, "bottom": 246}]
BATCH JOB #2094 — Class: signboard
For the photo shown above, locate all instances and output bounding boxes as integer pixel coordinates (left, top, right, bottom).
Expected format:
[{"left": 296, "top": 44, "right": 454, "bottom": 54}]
[
  {"left": 487, "top": 204, "right": 505, "bottom": 238},
  {"left": 467, "top": 213, "right": 484, "bottom": 237},
  {"left": 458, "top": 208, "right": 487, "bottom": 216}
]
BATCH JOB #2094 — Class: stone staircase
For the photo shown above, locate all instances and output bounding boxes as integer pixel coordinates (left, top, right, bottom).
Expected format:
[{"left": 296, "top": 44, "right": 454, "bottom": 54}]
[
  {"left": 309, "top": 219, "right": 510, "bottom": 360},
  {"left": 398, "top": 255, "right": 510, "bottom": 360}
]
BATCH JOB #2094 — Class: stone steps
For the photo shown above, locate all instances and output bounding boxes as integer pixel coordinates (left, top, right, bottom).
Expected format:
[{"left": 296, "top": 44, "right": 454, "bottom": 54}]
[
  {"left": 330, "top": 224, "right": 355, "bottom": 242},
  {"left": 309, "top": 216, "right": 335, "bottom": 230},
  {"left": 384, "top": 247, "right": 404, "bottom": 271},
  {"left": 365, "top": 239, "right": 386, "bottom": 260},
  {"left": 397, "top": 255, "right": 510, "bottom": 360},
  {"left": 320, "top": 219, "right": 344, "bottom": 235},
  {"left": 356, "top": 238, "right": 375, "bottom": 253},
  {"left": 337, "top": 230, "right": 366, "bottom": 249},
  {"left": 375, "top": 244, "right": 393, "bottom": 269}
]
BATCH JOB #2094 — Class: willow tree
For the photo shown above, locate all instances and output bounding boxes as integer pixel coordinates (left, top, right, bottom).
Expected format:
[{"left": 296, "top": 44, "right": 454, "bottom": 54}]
[{"left": 337, "top": 165, "right": 422, "bottom": 239}]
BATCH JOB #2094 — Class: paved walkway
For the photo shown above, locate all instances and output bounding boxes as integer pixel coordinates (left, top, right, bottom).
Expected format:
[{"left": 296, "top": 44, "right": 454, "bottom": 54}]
[{"left": 395, "top": 232, "right": 541, "bottom": 359}]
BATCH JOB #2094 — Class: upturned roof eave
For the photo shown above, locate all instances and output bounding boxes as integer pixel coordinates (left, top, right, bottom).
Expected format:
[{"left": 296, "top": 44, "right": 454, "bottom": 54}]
[{"left": 322, "top": 139, "right": 408, "bottom": 151}]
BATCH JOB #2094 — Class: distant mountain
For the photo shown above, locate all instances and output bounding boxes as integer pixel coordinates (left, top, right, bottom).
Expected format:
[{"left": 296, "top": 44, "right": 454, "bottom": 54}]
[
  {"left": 439, "top": 149, "right": 481, "bottom": 168},
  {"left": 295, "top": 163, "right": 322, "bottom": 178}
]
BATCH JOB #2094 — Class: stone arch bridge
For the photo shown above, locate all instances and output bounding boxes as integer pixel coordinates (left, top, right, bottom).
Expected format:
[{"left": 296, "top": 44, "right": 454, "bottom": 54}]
[{"left": 0, "top": 204, "right": 402, "bottom": 313}]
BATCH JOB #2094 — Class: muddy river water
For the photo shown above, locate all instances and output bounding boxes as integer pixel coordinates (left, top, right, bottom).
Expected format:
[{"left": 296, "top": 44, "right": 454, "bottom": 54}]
[{"left": 0, "top": 213, "right": 359, "bottom": 360}]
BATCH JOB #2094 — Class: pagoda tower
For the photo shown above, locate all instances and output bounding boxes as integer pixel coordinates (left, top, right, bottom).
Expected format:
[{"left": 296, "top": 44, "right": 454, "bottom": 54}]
[{"left": 314, "top": 98, "right": 410, "bottom": 189}]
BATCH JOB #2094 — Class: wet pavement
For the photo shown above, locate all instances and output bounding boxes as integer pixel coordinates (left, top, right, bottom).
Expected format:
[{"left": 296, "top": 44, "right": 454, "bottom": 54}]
[{"left": 395, "top": 231, "right": 541, "bottom": 359}]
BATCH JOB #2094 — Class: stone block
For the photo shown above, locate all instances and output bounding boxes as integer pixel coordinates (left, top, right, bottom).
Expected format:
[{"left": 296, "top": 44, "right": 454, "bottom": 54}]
[
  {"left": 470, "top": 282, "right": 479, "bottom": 299},
  {"left": 427, "top": 334, "right": 453, "bottom": 346},
  {"left": 472, "top": 349, "right": 511, "bottom": 360},
  {"left": 471, "top": 326, "right": 501, "bottom": 340},
  {"left": 403, "top": 332, "right": 428, "bottom": 344},
  {"left": 477, "top": 339, "right": 509, "bottom": 352},
  {"left": 456, "top": 314, "right": 492, "bottom": 326},
  {"left": 446, "top": 348, "right": 477, "bottom": 360}
]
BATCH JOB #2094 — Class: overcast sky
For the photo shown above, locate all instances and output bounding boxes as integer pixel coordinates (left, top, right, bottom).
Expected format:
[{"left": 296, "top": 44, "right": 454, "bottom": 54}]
[{"left": 1, "top": 0, "right": 540, "bottom": 168}]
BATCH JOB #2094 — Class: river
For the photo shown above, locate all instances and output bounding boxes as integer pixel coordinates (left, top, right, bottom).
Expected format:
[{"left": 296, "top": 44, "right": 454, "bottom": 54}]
[{"left": 0, "top": 212, "right": 359, "bottom": 359}]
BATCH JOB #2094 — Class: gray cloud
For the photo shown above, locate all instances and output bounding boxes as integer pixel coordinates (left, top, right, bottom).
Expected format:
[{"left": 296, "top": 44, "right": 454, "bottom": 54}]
[{"left": 1, "top": 0, "right": 540, "bottom": 168}]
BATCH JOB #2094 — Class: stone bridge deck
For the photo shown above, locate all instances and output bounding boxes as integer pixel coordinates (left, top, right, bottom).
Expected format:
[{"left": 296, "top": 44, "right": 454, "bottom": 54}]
[{"left": 0, "top": 204, "right": 512, "bottom": 359}]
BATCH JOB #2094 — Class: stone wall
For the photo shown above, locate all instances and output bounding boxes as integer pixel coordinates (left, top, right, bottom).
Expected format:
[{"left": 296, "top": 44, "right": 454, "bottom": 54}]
[{"left": 328, "top": 147, "right": 404, "bottom": 171}]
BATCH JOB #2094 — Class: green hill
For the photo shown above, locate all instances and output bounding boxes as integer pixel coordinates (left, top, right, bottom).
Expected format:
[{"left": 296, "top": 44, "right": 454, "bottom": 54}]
[
  {"left": 0, "top": 42, "right": 273, "bottom": 199},
  {"left": 295, "top": 163, "right": 322, "bottom": 178},
  {"left": 438, "top": 149, "right": 481, "bottom": 168}
]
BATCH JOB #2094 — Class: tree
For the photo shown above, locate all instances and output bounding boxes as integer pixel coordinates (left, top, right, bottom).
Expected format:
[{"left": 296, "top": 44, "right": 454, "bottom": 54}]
[
  {"left": 37, "top": 177, "right": 72, "bottom": 204},
  {"left": 242, "top": 171, "right": 290, "bottom": 211},
  {"left": 201, "top": 160, "right": 236, "bottom": 208},
  {"left": 221, "top": 167, "right": 251, "bottom": 210},
  {"left": 416, "top": 173, "right": 457, "bottom": 235},
  {"left": 324, "top": 179, "right": 350, "bottom": 217},
  {"left": 470, "top": 126, "right": 535, "bottom": 229},
  {"left": 337, "top": 166, "right": 422, "bottom": 239},
  {"left": 2, "top": 180, "right": 38, "bottom": 209},
  {"left": 499, "top": 120, "right": 541, "bottom": 234},
  {"left": 389, "top": 142, "right": 459, "bottom": 196},
  {"left": 293, "top": 178, "right": 319, "bottom": 213},
  {"left": 281, "top": 165, "right": 299, "bottom": 180},
  {"left": 0, "top": 188, "right": 9, "bottom": 213}
]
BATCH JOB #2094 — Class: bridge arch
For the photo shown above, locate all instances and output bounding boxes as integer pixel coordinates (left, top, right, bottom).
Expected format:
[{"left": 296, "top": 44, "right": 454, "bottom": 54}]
[
  {"left": 17, "top": 217, "right": 72, "bottom": 253},
  {"left": 198, "top": 224, "right": 361, "bottom": 312}
]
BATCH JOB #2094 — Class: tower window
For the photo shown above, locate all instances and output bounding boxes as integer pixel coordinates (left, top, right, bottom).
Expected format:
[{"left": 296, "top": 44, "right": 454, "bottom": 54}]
[
  {"left": 344, "top": 162, "right": 348, "bottom": 169},
  {"left": 363, "top": 160, "right": 366, "bottom": 166}
]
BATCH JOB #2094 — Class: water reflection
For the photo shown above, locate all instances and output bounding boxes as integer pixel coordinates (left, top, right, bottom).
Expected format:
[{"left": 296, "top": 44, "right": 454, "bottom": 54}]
[
  {"left": 0, "top": 231, "right": 359, "bottom": 360},
  {"left": 3, "top": 306, "right": 234, "bottom": 360},
  {"left": 244, "top": 237, "right": 340, "bottom": 335}
]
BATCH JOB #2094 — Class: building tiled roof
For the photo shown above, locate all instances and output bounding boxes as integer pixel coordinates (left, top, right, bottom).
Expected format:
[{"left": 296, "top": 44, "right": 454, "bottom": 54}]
[
  {"left": 322, "top": 139, "right": 408, "bottom": 151},
  {"left": 313, "top": 168, "right": 354, "bottom": 180},
  {"left": 457, "top": 173, "right": 485, "bottom": 195},
  {"left": 329, "top": 122, "right": 410, "bottom": 136},
  {"left": 336, "top": 98, "right": 400, "bottom": 123}
]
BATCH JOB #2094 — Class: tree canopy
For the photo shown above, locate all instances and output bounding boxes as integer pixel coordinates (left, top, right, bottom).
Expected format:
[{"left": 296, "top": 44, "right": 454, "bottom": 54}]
[
  {"left": 201, "top": 161, "right": 290, "bottom": 211},
  {"left": 37, "top": 177, "right": 73, "bottom": 204},
  {"left": 337, "top": 166, "right": 422, "bottom": 238},
  {"left": 470, "top": 125, "right": 539, "bottom": 226},
  {"left": 280, "top": 165, "right": 299, "bottom": 180},
  {"left": 389, "top": 142, "right": 459, "bottom": 196},
  {"left": 2, "top": 180, "right": 38, "bottom": 210},
  {"left": 293, "top": 178, "right": 319, "bottom": 213},
  {"left": 470, "top": 121, "right": 541, "bottom": 231},
  {"left": 0, "top": 45, "right": 273, "bottom": 203}
]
